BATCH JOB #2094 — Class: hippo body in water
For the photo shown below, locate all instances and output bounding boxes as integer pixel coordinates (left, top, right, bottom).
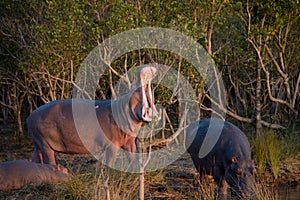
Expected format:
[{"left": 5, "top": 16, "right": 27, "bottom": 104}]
[{"left": 186, "top": 118, "right": 256, "bottom": 199}]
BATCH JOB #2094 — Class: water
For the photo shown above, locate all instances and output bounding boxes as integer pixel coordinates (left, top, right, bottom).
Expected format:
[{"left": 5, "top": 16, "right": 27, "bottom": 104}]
[{"left": 274, "top": 185, "right": 300, "bottom": 200}]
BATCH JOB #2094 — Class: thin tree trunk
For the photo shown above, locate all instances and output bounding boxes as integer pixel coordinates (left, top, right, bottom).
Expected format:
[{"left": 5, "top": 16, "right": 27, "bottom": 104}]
[
  {"left": 137, "top": 139, "right": 144, "bottom": 200},
  {"left": 138, "top": 167, "right": 145, "bottom": 200},
  {"left": 256, "top": 61, "right": 262, "bottom": 136}
]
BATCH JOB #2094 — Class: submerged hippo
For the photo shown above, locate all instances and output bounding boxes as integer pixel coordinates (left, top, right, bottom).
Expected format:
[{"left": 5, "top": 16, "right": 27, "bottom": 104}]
[
  {"left": 0, "top": 160, "right": 69, "bottom": 190},
  {"left": 186, "top": 118, "right": 256, "bottom": 199}
]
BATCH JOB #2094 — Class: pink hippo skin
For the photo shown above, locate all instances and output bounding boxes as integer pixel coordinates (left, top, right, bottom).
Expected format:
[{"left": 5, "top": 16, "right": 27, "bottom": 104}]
[
  {"left": 25, "top": 65, "right": 158, "bottom": 166},
  {"left": 0, "top": 160, "right": 69, "bottom": 190}
]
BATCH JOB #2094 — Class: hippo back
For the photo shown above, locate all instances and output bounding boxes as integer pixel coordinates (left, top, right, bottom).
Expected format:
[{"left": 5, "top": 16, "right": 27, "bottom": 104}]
[{"left": 186, "top": 118, "right": 252, "bottom": 164}]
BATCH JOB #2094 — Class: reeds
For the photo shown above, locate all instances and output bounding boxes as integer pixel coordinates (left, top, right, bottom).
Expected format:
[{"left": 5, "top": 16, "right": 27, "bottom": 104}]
[{"left": 252, "top": 130, "right": 281, "bottom": 179}]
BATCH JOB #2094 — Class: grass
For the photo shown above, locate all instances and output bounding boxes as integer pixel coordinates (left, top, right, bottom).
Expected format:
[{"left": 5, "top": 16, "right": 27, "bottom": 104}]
[
  {"left": 266, "top": 132, "right": 281, "bottom": 179},
  {"left": 251, "top": 130, "right": 281, "bottom": 179},
  {"left": 189, "top": 172, "right": 276, "bottom": 200},
  {"left": 280, "top": 130, "right": 300, "bottom": 158},
  {"left": 251, "top": 128, "right": 300, "bottom": 180},
  {"left": 193, "top": 174, "right": 217, "bottom": 200},
  {"left": 1, "top": 123, "right": 299, "bottom": 200},
  {"left": 48, "top": 165, "right": 166, "bottom": 199},
  {"left": 55, "top": 168, "right": 140, "bottom": 200},
  {"left": 54, "top": 172, "right": 95, "bottom": 199},
  {"left": 250, "top": 183, "right": 276, "bottom": 200},
  {"left": 0, "top": 159, "right": 287, "bottom": 200}
]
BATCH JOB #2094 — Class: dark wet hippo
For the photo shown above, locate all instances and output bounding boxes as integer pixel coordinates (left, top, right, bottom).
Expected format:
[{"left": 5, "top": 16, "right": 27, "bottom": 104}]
[{"left": 186, "top": 118, "right": 256, "bottom": 199}]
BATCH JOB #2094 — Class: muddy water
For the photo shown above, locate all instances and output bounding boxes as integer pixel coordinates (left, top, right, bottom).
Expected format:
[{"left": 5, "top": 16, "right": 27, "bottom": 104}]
[{"left": 273, "top": 185, "right": 300, "bottom": 200}]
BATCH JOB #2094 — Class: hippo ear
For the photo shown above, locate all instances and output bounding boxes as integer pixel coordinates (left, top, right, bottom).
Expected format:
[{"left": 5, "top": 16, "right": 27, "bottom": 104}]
[{"left": 231, "top": 157, "right": 237, "bottom": 163}]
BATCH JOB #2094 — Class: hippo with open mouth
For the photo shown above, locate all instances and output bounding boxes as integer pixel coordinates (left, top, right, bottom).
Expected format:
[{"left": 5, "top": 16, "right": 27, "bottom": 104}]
[{"left": 25, "top": 64, "right": 158, "bottom": 167}]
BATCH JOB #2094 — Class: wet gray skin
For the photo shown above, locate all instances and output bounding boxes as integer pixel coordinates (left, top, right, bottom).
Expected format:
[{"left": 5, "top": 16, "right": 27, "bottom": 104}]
[{"left": 186, "top": 118, "right": 256, "bottom": 199}]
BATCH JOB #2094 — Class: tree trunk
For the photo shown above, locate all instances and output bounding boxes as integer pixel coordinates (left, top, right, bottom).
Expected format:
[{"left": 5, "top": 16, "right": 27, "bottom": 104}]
[
  {"left": 256, "top": 61, "right": 262, "bottom": 136},
  {"left": 137, "top": 139, "right": 145, "bottom": 200}
]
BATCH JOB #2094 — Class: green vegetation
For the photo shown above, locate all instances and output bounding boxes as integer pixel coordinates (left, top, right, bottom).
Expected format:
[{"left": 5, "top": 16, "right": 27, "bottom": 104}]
[
  {"left": 252, "top": 130, "right": 281, "bottom": 179},
  {"left": 251, "top": 183, "right": 276, "bottom": 200},
  {"left": 251, "top": 129, "right": 300, "bottom": 179},
  {"left": 0, "top": 0, "right": 299, "bottom": 199},
  {"left": 0, "top": 0, "right": 299, "bottom": 136}
]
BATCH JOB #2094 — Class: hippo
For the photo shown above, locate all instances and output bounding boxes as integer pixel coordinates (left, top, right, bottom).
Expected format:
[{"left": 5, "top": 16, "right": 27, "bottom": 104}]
[
  {"left": 25, "top": 65, "right": 158, "bottom": 167},
  {"left": 186, "top": 118, "right": 256, "bottom": 199},
  {"left": 0, "top": 160, "right": 69, "bottom": 190}
]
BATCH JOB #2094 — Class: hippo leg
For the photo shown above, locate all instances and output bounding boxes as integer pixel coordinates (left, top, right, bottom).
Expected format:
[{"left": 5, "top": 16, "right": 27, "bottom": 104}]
[
  {"left": 31, "top": 146, "right": 43, "bottom": 163},
  {"left": 41, "top": 146, "right": 56, "bottom": 165},
  {"left": 122, "top": 137, "right": 136, "bottom": 163}
]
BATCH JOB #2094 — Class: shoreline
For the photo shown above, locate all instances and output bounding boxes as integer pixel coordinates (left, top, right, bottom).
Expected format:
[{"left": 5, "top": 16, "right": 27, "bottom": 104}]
[
  {"left": 258, "top": 152, "right": 300, "bottom": 187},
  {"left": 0, "top": 124, "right": 299, "bottom": 188}
]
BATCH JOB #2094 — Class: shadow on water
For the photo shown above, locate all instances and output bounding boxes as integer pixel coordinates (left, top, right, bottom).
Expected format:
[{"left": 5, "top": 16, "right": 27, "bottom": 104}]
[{"left": 272, "top": 185, "right": 300, "bottom": 200}]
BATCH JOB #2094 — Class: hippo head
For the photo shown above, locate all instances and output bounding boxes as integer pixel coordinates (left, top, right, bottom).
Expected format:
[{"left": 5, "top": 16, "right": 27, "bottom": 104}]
[
  {"left": 111, "top": 64, "right": 159, "bottom": 138},
  {"left": 225, "top": 157, "right": 256, "bottom": 199}
]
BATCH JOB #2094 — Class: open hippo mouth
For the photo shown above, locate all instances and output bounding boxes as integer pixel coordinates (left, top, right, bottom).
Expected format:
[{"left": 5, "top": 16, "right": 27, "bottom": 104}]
[
  {"left": 110, "top": 64, "right": 159, "bottom": 135},
  {"left": 138, "top": 65, "right": 158, "bottom": 123},
  {"left": 141, "top": 80, "right": 157, "bottom": 122}
]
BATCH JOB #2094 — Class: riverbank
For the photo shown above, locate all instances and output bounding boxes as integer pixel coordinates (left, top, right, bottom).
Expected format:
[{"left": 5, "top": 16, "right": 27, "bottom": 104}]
[
  {"left": 259, "top": 152, "right": 300, "bottom": 186},
  {"left": 0, "top": 123, "right": 299, "bottom": 199}
]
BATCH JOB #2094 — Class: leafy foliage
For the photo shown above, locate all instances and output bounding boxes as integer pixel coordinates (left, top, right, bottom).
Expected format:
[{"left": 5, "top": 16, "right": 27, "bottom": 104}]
[{"left": 0, "top": 0, "right": 299, "bottom": 134}]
